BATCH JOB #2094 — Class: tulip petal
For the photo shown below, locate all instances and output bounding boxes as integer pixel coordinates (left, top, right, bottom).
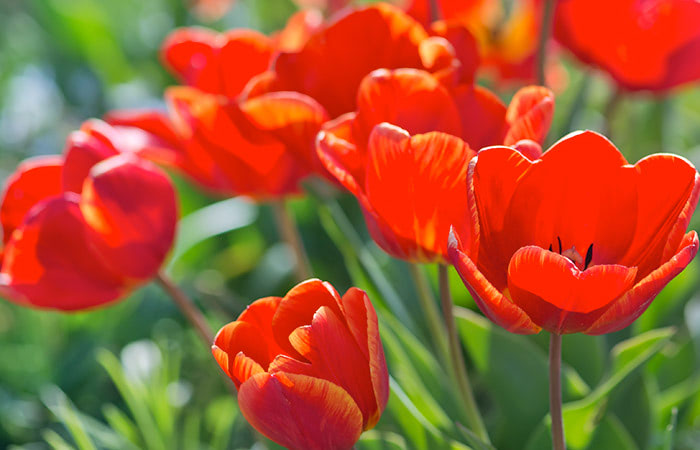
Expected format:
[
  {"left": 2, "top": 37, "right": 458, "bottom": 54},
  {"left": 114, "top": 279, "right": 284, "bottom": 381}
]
[
  {"left": 1, "top": 156, "right": 63, "bottom": 244},
  {"left": 453, "top": 85, "right": 507, "bottom": 150},
  {"left": 364, "top": 123, "right": 474, "bottom": 262},
  {"left": 504, "top": 131, "right": 638, "bottom": 271},
  {"left": 507, "top": 246, "right": 637, "bottom": 334},
  {"left": 341, "top": 288, "right": 390, "bottom": 426},
  {"left": 354, "top": 68, "right": 462, "bottom": 143},
  {"left": 620, "top": 154, "right": 699, "bottom": 279},
  {"left": 63, "top": 121, "right": 120, "bottom": 193},
  {"left": 79, "top": 154, "right": 177, "bottom": 281},
  {"left": 212, "top": 320, "right": 272, "bottom": 385},
  {"left": 0, "top": 196, "right": 124, "bottom": 310},
  {"left": 448, "top": 230, "right": 541, "bottom": 334},
  {"left": 503, "top": 85, "right": 555, "bottom": 146},
  {"left": 272, "top": 279, "right": 344, "bottom": 359},
  {"left": 274, "top": 4, "right": 431, "bottom": 117},
  {"left": 430, "top": 21, "right": 481, "bottom": 84},
  {"left": 238, "top": 372, "right": 363, "bottom": 450},
  {"left": 316, "top": 114, "right": 365, "bottom": 194},
  {"left": 467, "top": 146, "right": 532, "bottom": 289},
  {"left": 238, "top": 296, "right": 285, "bottom": 361},
  {"left": 586, "top": 231, "right": 699, "bottom": 335}
]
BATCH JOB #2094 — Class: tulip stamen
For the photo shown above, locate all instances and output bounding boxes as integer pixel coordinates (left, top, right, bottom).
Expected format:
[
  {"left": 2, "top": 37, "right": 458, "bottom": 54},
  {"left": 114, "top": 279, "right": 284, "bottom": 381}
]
[
  {"left": 557, "top": 236, "right": 562, "bottom": 254},
  {"left": 584, "top": 244, "right": 594, "bottom": 270}
]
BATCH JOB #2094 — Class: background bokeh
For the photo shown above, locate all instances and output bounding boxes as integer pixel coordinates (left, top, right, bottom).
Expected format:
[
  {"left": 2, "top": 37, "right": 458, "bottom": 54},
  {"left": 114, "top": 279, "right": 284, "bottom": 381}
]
[{"left": 1, "top": 0, "right": 700, "bottom": 449}]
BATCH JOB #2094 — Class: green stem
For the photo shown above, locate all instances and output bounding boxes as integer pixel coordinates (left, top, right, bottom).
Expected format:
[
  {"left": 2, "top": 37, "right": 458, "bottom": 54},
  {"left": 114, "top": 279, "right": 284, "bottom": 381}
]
[
  {"left": 408, "top": 264, "right": 451, "bottom": 367},
  {"left": 536, "top": 0, "right": 555, "bottom": 86},
  {"left": 156, "top": 271, "right": 214, "bottom": 345},
  {"left": 602, "top": 87, "right": 623, "bottom": 138},
  {"left": 549, "top": 333, "right": 566, "bottom": 450},
  {"left": 438, "top": 264, "right": 490, "bottom": 442},
  {"left": 271, "top": 200, "right": 312, "bottom": 282}
]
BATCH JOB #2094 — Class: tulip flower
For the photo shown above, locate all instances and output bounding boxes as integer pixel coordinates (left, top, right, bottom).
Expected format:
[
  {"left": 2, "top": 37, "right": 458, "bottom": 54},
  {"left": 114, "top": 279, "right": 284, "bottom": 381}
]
[
  {"left": 554, "top": 0, "right": 700, "bottom": 92},
  {"left": 266, "top": 3, "right": 463, "bottom": 118},
  {"left": 212, "top": 279, "right": 389, "bottom": 450},
  {"left": 317, "top": 67, "right": 554, "bottom": 263},
  {"left": 0, "top": 121, "right": 177, "bottom": 310},
  {"left": 448, "top": 130, "right": 699, "bottom": 335}
]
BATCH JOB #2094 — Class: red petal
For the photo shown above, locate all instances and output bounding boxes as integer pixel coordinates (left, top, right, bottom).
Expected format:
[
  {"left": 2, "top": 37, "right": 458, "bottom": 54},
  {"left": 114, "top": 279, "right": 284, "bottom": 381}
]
[
  {"left": 586, "top": 231, "right": 699, "bottom": 334},
  {"left": 504, "top": 131, "right": 638, "bottom": 274},
  {"left": 507, "top": 246, "right": 638, "bottom": 334},
  {"left": 79, "top": 154, "right": 177, "bottom": 281},
  {"left": 63, "top": 121, "right": 120, "bottom": 193},
  {"left": 620, "top": 154, "right": 699, "bottom": 280},
  {"left": 212, "top": 319, "right": 273, "bottom": 385},
  {"left": 354, "top": 68, "right": 462, "bottom": 144},
  {"left": 161, "top": 27, "right": 220, "bottom": 90},
  {"left": 0, "top": 196, "right": 124, "bottom": 310},
  {"left": 274, "top": 4, "right": 433, "bottom": 117},
  {"left": 273, "top": 9, "right": 323, "bottom": 52},
  {"left": 340, "top": 288, "right": 390, "bottom": 427},
  {"left": 467, "top": 146, "right": 532, "bottom": 289},
  {"left": 238, "top": 372, "right": 363, "bottom": 450},
  {"left": 271, "top": 279, "right": 345, "bottom": 359},
  {"left": 316, "top": 114, "right": 365, "bottom": 194},
  {"left": 448, "top": 230, "right": 541, "bottom": 334},
  {"left": 503, "top": 85, "right": 555, "bottom": 146},
  {"left": 453, "top": 85, "right": 507, "bottom": 150},
  {"left": 364, "top": 123, "right": 474, "bottom": 262},
  {"left": 430, "top": 21, "right": 481, "bottom": 84},
  {"left": 1, "top": 156, "right": 63, "bottom": 244},
  {"left": 238, "top": 296, "right": 285, "bottom": 363},
  {"left": 218, "top": 30, "right": 275, "bottom": 98}
]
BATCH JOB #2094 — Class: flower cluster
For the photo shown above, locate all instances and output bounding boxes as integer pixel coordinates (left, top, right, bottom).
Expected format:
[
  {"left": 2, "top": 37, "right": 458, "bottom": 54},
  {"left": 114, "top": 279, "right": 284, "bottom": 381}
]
[{"left": 3, "top": 1, "right": 700, "bottom": 449}]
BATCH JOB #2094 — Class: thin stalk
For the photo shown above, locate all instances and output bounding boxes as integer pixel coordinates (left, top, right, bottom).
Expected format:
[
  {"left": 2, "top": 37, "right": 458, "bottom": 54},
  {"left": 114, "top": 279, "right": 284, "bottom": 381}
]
[
  {"left": 549, "top": 333, "right": 566, "bottom": 450},
  {"left": 602, "top": 87, "right": 623, "bottom": 138},
  {"left": 271, "top": 200, "right": 312, "bottom": 282},
  {"left": 536, "top": 0, "right": 555, "bottom": 86},
  {"left": 407, "top": 264, "right": 450, "bottom": 368},
  {"left": 155, "top": 271, "right": 214, "bottom": 345},
  {"left": 555, "top": 73, "right": 591, "bottom": 142},
  {"left": 438, "top": 264, "right": 490, "bottom": 442}
]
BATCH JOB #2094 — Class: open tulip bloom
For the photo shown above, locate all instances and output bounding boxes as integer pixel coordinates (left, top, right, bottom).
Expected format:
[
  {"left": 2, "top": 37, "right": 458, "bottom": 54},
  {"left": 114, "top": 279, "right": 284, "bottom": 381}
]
[{"left": 212, "top": 279, "right": 389, "bottom": 450}]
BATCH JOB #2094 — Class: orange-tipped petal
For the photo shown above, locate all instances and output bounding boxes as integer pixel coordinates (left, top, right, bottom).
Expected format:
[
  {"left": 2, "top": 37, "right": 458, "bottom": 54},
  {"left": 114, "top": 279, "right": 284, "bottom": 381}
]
[
  {"left": 354, "top": 68, "right": 462, "bottom": 143},
  {"left": 507, "top": 245, "right": 638, "bottom": 334},
  {"left": 340, "top": 288, "right": 390, "bottom": 427},
  {"left": 238, "top": 372, "right": 363, "bottom": 450},
  {"left": 0, "top": 156, "right": 63, "bottom": 244},
  {"left": 587, "top": 231, "right": 699, "bottom": 334},
  {"left": 503, "top": 85, "right": 555, "bottom": 146},
  {"left": 238, "top": 296, "right": 284, "bottom": 360},
  {"left": 448, "top": 230, "right": 541, "bottom": 334},
  {"left": 212, "top": 320, "right": 273, "bottom": 385},
  {"left": 79, "top": 154, "right": 177, "bottom": 281},
  {"left": 0, "top": 196, "right": 124, "bottom": 310},
  {"left": 271, "top": 279, "right": 344, "bottom": 359}
]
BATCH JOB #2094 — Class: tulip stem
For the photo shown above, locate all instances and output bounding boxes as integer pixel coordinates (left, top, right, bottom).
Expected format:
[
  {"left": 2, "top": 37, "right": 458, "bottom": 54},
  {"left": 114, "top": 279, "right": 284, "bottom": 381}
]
[
  {"left": 536, "top": 0, "right": 555, "bottom": 86},
  {"left": 603, "top": 87, "right": 623, "bottom": 138},
  {"left": 408, "top": 264, "right": 450, "bottom": 364},
  {"left": 271, "top": 200, "right": 312, "bottom": 282},
  {"left": 156, "top": 271, "right": 214, "bottom": 345},
  {"left": 549, "top": 333, "right": 566, "bottom": 450},
  {"left": 438, "top": 264, "right": 490, "bottom": 443}
]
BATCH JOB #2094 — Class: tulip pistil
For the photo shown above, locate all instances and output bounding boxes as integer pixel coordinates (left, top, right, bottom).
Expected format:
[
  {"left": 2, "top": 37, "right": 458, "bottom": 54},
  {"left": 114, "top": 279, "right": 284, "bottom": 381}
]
[{"left": 548, "top": 236, "right": 594, "bottom": 270}]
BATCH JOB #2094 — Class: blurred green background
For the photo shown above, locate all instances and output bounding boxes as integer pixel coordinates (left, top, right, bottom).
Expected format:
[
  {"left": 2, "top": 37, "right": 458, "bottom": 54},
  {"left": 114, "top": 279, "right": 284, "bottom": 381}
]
[{"left": 1, "top": 0, "right": 700, "bottom": 449}]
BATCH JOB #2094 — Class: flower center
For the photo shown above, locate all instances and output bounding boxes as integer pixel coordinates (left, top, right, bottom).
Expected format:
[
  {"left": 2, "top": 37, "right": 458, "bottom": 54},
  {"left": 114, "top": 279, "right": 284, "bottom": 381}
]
[{"left": 548, "top": 236, "right": 594, "bottom": 270}]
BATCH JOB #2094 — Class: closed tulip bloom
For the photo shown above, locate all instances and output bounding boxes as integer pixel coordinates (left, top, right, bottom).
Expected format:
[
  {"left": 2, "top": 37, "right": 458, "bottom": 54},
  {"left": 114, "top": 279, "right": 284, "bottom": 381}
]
[
  {"left": 212, "top": 279, "right": 389, "bottom": 450},
  {"left": 554, "top": 0, "right": 700, "bottom": 91},
  {"left": 448, "top": 131, "right": 699, "bottom": 335},
  {"left": 0, "top": 122, "right": 177, "bottom": 310},
  {"left": 317, "top": 68, "right": 553, "bottom": 263}
]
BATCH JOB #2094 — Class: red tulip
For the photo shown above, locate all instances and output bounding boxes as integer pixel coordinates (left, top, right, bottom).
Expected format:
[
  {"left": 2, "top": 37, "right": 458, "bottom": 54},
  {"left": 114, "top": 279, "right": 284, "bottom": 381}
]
[
  {"left": 0, "top": 122, "right": 177, "bottom": 310},
  {"left": 268, "top": 3, "right": 463, "bottom": 118},
  {"left": 212, "top": 279, "right": 389, "bottom": 450},
  {"left": 554, "top": 0, "right": 700, "bottom": 92},
  {"left": 316, "top": 68, "right": 553, "bottom": 262},
  {"left": 448, "top": 131, "right": 699, "bottom": 334}
]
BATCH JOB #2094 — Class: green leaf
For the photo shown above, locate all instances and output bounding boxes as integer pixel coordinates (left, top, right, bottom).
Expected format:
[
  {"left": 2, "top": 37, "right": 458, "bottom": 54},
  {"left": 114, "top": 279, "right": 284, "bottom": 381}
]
[{"left": 524, "top": 414, "right": 639, "bottom": 450}]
